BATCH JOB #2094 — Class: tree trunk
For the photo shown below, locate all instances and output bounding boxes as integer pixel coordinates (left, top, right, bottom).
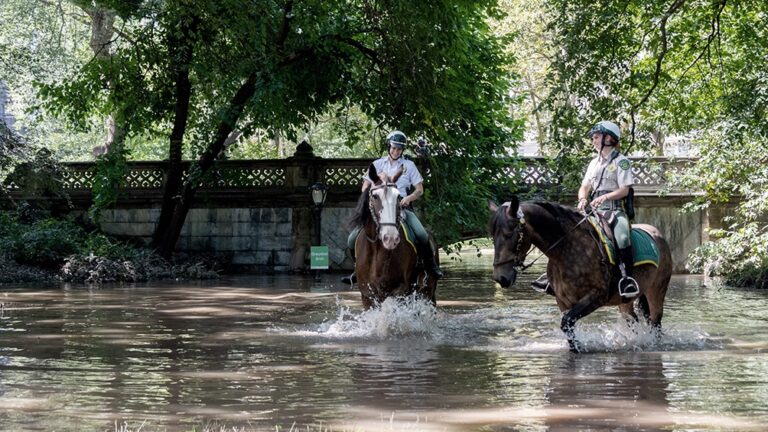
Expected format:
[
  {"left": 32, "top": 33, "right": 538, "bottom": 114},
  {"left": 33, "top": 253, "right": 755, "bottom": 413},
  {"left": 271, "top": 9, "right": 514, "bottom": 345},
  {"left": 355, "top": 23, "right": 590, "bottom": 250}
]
[
  {"left": 86, "top": 8, "right": 126, "bottom": 157},
  {"left": 525, "top": 73, "right": 545, "bottom": 154},
  {"left": 155, "top": 73, "right": 259, "bottom": 258},
  {"left": 152, "top": 17, "right": 197, "bottom": 250}
]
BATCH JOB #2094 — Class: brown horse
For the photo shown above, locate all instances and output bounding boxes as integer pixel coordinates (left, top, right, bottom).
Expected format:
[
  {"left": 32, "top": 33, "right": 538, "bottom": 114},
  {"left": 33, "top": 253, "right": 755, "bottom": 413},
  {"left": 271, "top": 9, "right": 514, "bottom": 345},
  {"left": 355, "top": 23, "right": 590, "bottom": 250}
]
[
  {"left": 488, "top": 196, "right": 672, "bottom": 352},
  {"left": 347, "top": 164, "right": 438, "bottom": 309}
]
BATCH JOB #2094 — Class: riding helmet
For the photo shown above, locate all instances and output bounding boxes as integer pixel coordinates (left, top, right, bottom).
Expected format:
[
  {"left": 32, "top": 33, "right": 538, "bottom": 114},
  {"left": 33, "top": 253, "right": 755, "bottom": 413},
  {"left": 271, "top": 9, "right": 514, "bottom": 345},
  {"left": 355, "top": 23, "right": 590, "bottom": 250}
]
[
  {"left": 588, "top": 121, "right": 621, "bottom": 142},
  {"left": 386, "top": 130, "right": 407, "bottom": 148}
]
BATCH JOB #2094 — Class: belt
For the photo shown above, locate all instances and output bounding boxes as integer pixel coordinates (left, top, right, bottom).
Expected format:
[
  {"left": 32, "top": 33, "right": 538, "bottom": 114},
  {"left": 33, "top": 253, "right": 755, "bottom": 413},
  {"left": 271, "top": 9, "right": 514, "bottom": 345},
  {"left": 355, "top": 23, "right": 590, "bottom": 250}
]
[{"left": 593, "top": 190, "right": 622, "bottom": 211}]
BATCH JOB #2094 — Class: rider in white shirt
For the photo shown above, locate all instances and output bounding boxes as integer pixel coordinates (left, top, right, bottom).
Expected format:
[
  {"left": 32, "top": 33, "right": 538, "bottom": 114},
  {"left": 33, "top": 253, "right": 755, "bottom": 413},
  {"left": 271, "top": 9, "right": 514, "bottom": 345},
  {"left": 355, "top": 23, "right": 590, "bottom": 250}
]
[{"left": 342, "top": 130, "right": 443, "bottom": 284}]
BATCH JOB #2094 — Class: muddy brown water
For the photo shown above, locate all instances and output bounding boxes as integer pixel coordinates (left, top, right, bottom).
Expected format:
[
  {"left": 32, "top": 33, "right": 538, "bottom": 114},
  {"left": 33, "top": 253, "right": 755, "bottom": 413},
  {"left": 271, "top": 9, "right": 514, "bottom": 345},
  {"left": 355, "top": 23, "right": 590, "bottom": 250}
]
[{"left": 0, "top": 256, "right": 767, "bottom": 431}]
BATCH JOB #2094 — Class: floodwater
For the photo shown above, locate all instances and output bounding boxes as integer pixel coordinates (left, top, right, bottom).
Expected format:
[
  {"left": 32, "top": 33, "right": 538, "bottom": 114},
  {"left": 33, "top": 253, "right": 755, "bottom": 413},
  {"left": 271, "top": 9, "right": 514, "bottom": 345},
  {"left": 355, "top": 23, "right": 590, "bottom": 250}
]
[{"left": 1, "top": 255, "right": 767, "bottom": 432}]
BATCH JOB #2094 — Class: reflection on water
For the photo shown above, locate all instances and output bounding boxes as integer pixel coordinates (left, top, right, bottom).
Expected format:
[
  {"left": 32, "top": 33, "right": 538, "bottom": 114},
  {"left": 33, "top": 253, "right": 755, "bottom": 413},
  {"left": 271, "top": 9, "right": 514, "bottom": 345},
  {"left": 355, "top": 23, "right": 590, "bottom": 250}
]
[{"left": 0, "top": 256, "right": 767, "bottom": 431}]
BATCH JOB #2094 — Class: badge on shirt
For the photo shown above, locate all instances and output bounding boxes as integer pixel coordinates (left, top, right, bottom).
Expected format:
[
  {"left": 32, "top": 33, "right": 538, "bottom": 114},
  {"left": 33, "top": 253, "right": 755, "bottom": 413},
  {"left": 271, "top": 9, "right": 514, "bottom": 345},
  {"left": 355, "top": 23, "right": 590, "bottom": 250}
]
[
  {"left": 607, "top": 164, "right": 616, "bottom": 172},
  {"left": 618, "top": 159, "right": 630, "bottom": 170}
]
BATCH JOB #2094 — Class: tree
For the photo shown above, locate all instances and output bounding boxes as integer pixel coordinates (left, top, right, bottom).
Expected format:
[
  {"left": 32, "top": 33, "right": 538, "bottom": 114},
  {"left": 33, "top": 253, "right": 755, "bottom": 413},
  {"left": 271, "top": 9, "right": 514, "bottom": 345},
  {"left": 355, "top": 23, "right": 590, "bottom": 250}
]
[
  {"left": 39, "top": 0, "right": 522, "bottom": 257},
  {"left": 543, "top": 0, "right": 768, "bottom": 282}
]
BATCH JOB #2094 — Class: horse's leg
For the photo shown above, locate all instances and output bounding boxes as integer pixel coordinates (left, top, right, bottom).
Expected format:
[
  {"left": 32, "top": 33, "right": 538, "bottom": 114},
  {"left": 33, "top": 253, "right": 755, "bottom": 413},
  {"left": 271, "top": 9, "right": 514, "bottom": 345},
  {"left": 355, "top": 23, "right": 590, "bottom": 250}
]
[
  {"left": 646, "top": 274, "right": 671, "bottom": 339},
  {"left": 636, "top": 295, "right": 651, "bottom": 323},
  {"left": 360, "top": 283, "right": 375, "bottom": 309},
  {"left": 560, "top": 297, "right": 605, "bottom": 353},
  {"left": 618, "top": 302, "right": 639, "bottom": 322}
]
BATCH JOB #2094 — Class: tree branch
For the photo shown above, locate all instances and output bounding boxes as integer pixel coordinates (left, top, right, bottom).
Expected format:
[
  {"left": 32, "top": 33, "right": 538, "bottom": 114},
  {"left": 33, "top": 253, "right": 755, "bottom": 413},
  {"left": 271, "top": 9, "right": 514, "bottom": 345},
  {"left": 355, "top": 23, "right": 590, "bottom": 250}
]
[
  {"left": 673, "top": 0, "right": 727, "bottom": 89},
  {"left": 628, "top": 0, "right": 687, "bottom": 152}
]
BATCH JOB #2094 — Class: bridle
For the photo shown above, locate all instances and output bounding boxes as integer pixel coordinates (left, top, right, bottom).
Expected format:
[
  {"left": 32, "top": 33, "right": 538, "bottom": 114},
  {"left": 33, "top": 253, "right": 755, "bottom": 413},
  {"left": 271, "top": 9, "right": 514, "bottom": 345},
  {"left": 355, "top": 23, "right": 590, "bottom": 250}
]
[
  {"left": 492, "top": 207, "right": 530, "bottom": 269},
  {"left": 368, "top": 182, "right": 402, "bottom": 237},
  {"left": 492, "top": 204, "right": 592, "bottom": 271}
]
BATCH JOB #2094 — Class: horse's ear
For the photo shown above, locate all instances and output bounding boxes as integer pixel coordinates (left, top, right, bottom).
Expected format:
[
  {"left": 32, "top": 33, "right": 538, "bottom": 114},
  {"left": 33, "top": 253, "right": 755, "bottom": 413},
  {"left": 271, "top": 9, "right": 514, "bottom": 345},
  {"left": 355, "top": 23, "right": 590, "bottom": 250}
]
[
  {"left": 506, "top": 195, "right": 519, "bottom": 218},
  {"left": 488, "top": 200, "right": 499, "bottom": 213},
  {"left": 367, "top": 164, "right": 381, "bottom": 185},
  {"left": 390, "top": 166, "right": 404, "bottom": 183}
]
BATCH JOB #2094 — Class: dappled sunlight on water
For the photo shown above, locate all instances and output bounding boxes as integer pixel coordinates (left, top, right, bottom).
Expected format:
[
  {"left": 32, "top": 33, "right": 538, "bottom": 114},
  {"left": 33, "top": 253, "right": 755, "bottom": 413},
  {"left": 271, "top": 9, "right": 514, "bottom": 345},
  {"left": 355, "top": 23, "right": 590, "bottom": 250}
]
[{"left": 0, "top": 265, "right": 767, "bottom": 431}]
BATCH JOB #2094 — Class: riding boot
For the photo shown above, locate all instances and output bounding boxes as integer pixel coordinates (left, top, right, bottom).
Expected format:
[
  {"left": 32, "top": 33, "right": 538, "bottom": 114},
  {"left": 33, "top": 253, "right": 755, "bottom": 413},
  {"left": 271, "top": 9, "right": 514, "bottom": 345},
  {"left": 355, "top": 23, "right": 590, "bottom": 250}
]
[
  {"left": 618, "top": 246, "right": 640, "bottom": 297},
  {"left": 531, "top": 273, "right": 554, "bottom": 295},
  {"left": 419, "top": 243, "right": 443, "bottom": 279}
]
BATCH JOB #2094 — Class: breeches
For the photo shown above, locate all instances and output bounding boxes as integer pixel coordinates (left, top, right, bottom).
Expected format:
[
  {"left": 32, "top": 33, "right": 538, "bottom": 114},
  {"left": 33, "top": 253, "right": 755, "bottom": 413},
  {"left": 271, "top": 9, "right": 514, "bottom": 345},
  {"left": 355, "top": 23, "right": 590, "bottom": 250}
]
[
  {"left": 403, "top": 209, "right": 429, "bottom": 244},
  {"left": 612, "top": 210, "right": 631, "bottom": 249}
]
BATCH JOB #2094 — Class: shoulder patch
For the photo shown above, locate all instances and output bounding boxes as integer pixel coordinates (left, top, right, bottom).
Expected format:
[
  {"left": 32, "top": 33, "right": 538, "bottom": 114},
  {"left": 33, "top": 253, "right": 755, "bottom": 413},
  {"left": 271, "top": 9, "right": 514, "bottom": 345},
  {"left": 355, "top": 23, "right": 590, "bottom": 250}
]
[{"left": 618, "top": 159, "right": 630, "bottom": 170}]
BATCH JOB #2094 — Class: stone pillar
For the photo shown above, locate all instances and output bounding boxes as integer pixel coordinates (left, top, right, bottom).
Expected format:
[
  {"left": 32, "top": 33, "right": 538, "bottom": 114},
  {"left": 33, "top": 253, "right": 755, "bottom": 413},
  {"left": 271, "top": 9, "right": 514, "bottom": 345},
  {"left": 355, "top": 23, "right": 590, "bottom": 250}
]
[
  {"left": 286, "top": 140, "right": 321, "bottom": 272},
  {"left": 702, "top": 205, "right": 727, "bottom": 243}
]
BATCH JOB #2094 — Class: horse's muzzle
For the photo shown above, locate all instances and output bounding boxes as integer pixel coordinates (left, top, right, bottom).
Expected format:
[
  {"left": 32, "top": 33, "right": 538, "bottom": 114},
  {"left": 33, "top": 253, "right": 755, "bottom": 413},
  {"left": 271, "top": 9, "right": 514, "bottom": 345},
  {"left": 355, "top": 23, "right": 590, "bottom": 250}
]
[
  {"left": 493, "top": 268, "right": 518, "bottom": 288},
  {"left": 380, "top": 226, "right": 401, "bottom": 250}
]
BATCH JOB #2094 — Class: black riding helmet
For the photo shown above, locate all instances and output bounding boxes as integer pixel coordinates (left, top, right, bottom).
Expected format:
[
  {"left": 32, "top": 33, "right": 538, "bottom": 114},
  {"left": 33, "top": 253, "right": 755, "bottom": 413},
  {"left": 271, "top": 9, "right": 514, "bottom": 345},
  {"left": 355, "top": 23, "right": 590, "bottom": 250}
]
[
  {"left": 386, "top": 130, "right": 407, "bottom": 148},
  {"left": 386, "top": 130, "right": 407, "bottom": 160}
]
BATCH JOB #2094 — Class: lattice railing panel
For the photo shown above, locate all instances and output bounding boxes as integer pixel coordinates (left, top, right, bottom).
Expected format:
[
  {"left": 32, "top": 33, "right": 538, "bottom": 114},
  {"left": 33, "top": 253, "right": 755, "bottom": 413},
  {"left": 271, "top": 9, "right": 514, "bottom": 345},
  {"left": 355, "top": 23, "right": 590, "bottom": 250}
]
[
  {"left": 323, "top": 166, "right": 368, "bottom": 186},
  {"left": 7, "top": 157, "right": 690, "bottom": 195},
  {"left": 632, "top": 163, "right": 665, "bottom": 187},
  {"left": 125, "top": 168, "right": 165, "bottom": 188},
  {"left": 204, "top": 167, "right": 286, "bottom": 188},
  {"left": 496, "top": 162, "right": 557, "bottom": 186},
  {"left": 61, "top": 168, "right": 96, "bottom": 189}
]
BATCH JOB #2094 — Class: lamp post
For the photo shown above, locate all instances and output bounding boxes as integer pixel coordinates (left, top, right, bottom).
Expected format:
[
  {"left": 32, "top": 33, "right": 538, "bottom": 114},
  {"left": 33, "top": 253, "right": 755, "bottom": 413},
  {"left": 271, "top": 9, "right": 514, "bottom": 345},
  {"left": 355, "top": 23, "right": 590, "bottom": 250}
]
[
  {"left": 309, "top": 182, "right": 328, "bottom": 246},
  {"left": 309, "top": 182, "right": 328, "bottom": 279}
]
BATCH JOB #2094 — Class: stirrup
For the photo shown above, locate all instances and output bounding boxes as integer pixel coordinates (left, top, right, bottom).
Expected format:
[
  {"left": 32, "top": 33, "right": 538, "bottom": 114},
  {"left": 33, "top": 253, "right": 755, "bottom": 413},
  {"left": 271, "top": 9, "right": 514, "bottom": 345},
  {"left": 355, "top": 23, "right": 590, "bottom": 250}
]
[
  {"left": 618, "top": 276, "right": 640, "bottom": 298},
  {"left": 531, "top": 273, "right": 550, "bottom": 293},
  {"left": 341, "top": 272, "right": 357, "bottom": 285}
]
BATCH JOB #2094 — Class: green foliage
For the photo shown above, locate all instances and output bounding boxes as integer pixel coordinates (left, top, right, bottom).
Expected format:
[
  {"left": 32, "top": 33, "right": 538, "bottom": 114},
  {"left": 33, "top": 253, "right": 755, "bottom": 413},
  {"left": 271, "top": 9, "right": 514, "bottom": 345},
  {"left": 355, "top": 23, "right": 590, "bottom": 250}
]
[
  {"left": 13, "top": 218, "right": 83, "bottom": 267},
  {"left": 34, "top": 0, "right": 523, "bottom": 249},
  {"left": 0, "top": 210, "right": 138, "bottom": 267},
  {"left": 688, "top": 222, "right": 768, "bottom": 289},
  {"left": 544, "top": 0, "right": 768, "bottom": 285},
  {"left": 0, "top": 120, "right": 32, "bottom": 184},
  {"left": 543, "top": 0, "right": 768, "bottom": 156},
  {"left": 0, "top": 0, "right": 98, "bottom": 160},
  {"left": 90, "top": 145, "right": 129, "bottom": 219}
]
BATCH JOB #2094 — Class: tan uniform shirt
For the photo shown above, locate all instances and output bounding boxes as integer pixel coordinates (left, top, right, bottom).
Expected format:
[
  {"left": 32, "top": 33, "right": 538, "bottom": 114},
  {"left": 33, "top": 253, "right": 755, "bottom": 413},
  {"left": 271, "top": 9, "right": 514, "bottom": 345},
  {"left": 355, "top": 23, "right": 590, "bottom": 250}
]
[{"left": 581, "top": 150, "right": 634, "bottom": 194}]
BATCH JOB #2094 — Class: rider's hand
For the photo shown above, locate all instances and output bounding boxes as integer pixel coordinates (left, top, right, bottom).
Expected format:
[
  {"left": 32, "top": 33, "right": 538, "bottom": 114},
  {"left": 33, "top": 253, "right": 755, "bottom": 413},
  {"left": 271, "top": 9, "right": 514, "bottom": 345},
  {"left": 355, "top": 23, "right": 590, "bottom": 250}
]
[
  {"left": 401, "top": 196, "right": 414, "bottom": 207},
  {"left": 590, "top": 195, "right": 607, "bottom": 208},
  {"left": 577, "top": 198, "right": 588, "bottom": 212}
]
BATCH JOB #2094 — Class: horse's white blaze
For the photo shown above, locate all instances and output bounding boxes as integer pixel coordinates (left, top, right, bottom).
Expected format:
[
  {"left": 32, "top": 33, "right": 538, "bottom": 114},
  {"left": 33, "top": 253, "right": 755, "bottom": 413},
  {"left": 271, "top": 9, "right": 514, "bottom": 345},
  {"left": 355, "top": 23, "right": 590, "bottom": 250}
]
[{"left": 372, "top": 185, "right": 401, "bottom": 250}]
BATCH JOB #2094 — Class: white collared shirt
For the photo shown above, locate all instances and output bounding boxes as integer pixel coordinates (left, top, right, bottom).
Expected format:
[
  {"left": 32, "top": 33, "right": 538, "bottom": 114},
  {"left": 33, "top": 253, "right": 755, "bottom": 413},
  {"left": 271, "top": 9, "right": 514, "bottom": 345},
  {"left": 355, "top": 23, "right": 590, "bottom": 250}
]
[{"left": 365, "top": 156, "right": 424, "bottom": 197}]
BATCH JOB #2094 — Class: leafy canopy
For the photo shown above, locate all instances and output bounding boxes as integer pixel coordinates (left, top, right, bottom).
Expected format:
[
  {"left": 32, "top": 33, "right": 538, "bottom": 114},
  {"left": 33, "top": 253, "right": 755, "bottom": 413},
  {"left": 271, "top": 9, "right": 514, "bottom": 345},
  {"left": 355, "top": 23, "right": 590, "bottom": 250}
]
[{"left": 37, "top": 0, "right": 522, "bottom": 247}]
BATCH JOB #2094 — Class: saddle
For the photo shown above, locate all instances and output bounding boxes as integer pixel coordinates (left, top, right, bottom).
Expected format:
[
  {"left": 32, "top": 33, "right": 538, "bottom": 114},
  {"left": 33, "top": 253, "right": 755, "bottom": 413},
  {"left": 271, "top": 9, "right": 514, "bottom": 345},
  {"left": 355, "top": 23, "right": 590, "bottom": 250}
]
[{"left": 587, "top": 213, "right": 660, "bottom": 268}]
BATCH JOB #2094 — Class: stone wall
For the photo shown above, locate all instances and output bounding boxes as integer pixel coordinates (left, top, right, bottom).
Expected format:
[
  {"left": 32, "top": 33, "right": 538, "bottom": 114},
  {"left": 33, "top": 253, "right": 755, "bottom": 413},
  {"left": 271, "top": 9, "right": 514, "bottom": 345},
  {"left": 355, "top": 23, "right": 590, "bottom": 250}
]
[
  {"left": 99, "top": 207, "right": 294, "bottom": 273},
  {"left": 634, "top": 206, "right": 702, "bottom": 273},
  {"left": 43, "top": 200, "right": 708, "bottom": 274},
  {"left": 3, "top": 155, "right": 709, "bottom": 274}
]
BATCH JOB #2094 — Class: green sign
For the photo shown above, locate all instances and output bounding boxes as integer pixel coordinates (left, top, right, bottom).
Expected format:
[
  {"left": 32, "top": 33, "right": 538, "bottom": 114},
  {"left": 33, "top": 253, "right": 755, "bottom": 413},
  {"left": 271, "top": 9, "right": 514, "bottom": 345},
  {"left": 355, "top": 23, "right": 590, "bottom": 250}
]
[{"left": 310, "top": 246, "right": 329, "bottom": 270}]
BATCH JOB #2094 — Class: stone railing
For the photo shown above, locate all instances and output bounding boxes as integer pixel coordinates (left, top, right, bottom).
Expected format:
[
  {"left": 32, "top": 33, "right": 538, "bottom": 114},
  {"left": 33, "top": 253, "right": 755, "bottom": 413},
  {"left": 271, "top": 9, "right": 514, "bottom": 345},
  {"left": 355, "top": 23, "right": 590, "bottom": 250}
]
[{"left": 4, "top": 152, "right": 696, "bottom": 208}]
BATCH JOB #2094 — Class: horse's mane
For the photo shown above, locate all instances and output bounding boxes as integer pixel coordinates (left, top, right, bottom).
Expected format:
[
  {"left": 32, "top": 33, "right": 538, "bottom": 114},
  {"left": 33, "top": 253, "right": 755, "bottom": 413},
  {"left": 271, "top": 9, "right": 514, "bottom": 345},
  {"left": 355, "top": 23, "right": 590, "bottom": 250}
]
[
  {"left": 526, "top": 201, "right": 593, "bottom": 241},
  {"left": 346, "top": 190, "right": 370, "bottom": 230},
  {"left": 529, "top": 201, "right": 585, "bottom": 224}
]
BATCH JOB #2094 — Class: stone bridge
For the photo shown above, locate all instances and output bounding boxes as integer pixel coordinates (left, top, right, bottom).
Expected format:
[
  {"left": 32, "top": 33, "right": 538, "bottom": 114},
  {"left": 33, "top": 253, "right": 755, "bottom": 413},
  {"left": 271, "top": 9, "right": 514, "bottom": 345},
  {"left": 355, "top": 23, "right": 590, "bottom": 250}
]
[{"left": 4, "top": 143, "right": 711, "bottom": 273}]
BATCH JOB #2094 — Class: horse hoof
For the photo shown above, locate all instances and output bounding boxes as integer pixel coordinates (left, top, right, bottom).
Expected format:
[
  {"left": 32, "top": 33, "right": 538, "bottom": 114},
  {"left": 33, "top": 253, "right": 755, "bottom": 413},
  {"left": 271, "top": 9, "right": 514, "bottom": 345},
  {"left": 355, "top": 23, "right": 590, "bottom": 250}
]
[{"left": 568, "top": 340, "right": 584, "bottom": 353}]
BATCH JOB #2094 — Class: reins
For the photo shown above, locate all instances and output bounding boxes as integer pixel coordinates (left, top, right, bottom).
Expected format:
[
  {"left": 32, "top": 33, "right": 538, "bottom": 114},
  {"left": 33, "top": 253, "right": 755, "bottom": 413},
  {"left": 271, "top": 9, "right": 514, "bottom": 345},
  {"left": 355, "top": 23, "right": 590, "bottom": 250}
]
[{"left": 493, "top": 205, "right": 594, "bottom": 271}]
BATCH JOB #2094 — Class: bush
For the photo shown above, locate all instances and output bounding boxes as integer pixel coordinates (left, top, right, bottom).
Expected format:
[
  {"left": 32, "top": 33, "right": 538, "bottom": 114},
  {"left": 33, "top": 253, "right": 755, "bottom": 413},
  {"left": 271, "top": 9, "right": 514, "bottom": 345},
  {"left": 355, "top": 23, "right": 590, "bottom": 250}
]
[
  {"left": 0, "top": 210, "right": 221, "bottom": 283},
  {"left": 687, "top": 222, "right": 768, "bottom": 289},
  {"left": 13, "top": 218, "right": 83, "bottom": 267}
]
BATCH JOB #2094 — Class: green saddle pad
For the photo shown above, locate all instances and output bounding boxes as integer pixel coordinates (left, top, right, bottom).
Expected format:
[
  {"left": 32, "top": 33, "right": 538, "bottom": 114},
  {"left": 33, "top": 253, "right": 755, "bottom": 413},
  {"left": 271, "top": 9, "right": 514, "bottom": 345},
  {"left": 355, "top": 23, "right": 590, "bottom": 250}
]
[
  {"left": 400, "top": 221, "right": 418, "bottom": 254},
  {"left": 588, "top": 217, "right": 660, "bottom": 267}
]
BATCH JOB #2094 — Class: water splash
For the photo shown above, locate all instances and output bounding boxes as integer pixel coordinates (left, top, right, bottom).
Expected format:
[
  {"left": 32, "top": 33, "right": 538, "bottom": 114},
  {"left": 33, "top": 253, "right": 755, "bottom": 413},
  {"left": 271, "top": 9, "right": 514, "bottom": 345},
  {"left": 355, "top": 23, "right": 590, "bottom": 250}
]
[
  {"left": 571, "top": 317, "right": 717, "bottom": 353},
  {"left": 310, "top": 293, "right": 443, "bottom": 340}
]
